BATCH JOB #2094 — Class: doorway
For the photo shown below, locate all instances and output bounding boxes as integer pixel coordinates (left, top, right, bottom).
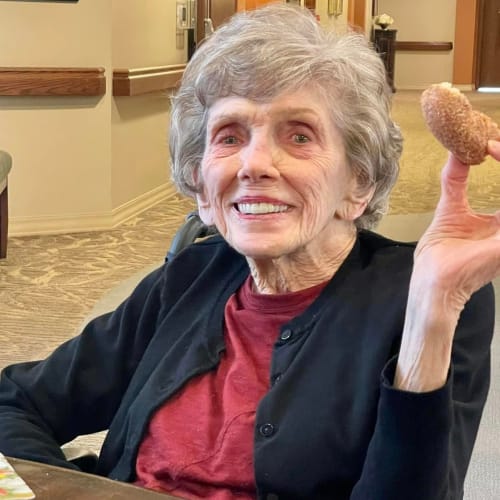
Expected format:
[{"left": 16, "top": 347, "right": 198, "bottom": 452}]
[
  {"left": 196, "top": 0, "right": 237, "bottom": 46},
  {"left": 475, "top": 0, "right": 500, "bottom": 88}
]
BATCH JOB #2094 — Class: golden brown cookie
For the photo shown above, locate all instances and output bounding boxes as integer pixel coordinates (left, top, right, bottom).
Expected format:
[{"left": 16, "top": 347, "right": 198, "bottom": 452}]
[{"left": 420, "top": 82, "right": 500, "bottom": 164}]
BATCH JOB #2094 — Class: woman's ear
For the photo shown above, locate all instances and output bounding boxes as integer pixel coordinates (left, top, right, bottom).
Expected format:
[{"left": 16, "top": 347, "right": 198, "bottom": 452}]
[
  {"left": 196, "top": 191, "right": 215, "bottom": 226},
  {"left": 337, "top": 183, "right": 375, "bottom": 222},
  {"left": 193, "top": 166, "right": 215, "bottom": 226}
]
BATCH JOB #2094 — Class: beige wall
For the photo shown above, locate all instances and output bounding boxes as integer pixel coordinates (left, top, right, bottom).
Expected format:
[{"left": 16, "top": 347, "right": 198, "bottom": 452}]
[
  {"left": 110, "top": 0, "right": 186, "bottom": 212},
  {"left": 111, "top": 94, "right": 172, "bottom": 210},
  {"left": 112, "top": 0, "right": 187, "bottom": 68},
  {"left": 0, "top": 0, "right": 113, "bottom": 231},
  {"left": 0, "top": 0, "right": 111, "bottom": 68},
  {"left": 378, "top": 0, "right": 457, "bottom": 89},
  {"left": 0, "top": 0, "right": 186, "bottom": 236}
]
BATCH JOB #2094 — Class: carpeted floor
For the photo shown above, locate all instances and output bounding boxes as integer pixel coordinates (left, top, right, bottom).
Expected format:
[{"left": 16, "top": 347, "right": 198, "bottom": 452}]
[
  {"left": 0, "top": 89, "right": 499, "bottom": 497},
  {"left": 0, "top": 191, "right": 195, "bottom": 369}
]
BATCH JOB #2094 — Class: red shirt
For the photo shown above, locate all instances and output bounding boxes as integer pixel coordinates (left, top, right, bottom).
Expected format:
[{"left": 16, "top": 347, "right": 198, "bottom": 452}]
[{"left": 135, "top": 276, "right": 325, "bottom": 499}]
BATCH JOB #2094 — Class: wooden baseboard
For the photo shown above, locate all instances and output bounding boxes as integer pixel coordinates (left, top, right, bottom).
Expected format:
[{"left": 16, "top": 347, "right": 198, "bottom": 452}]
[
  {"left": 111, "top": 182, "right": 177, "bottom": 226},
  {"left": 9, "top": 183, "right": 177, "bottom": 236}
]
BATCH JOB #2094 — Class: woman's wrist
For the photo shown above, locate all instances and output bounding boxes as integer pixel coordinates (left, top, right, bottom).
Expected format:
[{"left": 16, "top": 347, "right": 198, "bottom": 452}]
[
  {"left": 395, "top": 279, "right": 459, "bottom": 392},
  {"left": 395, "top": 333, "right": 453, "bottom": 392}
]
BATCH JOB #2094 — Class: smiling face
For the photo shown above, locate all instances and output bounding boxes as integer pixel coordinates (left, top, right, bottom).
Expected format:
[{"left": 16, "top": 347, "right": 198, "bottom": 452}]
[{"left": 197, "top": 88, "right": 371, "bottom": 261}]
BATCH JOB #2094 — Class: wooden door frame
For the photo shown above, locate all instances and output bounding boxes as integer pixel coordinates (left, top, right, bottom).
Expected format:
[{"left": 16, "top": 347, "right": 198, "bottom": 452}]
[
  {"left": 473, "top": 0, "right": 484, "bottom": 89},
  {"left": 472, "top": 0, "right": 500, "bottom": 89},
  {"left": 452, "top": 0, "right": 478, "bottom": 87},
  {"left": 348, "top": 0, "right": 366, "bottom": 32}
]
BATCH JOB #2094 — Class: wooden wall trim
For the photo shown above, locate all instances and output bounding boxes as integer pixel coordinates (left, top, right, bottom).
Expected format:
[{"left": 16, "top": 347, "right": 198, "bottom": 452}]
[
  {"left": 395, "top": 41, "right": 453, "bottom": 51},
  {"left": 0, "top": 67, "right": 105, "bottom": 96},
  {"left": 113, "top": 65, "right": 186, "bottom": 96}
]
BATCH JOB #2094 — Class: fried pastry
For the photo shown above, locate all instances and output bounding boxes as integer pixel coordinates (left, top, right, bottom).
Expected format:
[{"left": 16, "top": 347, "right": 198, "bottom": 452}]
[{"left": 421, "top": 82, "right": 500, "bottom": 164}]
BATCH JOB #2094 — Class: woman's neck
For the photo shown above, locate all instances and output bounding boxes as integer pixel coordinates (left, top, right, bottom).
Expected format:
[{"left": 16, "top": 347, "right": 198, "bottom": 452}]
[{"left": 246, "top": 225, "right": 357, "bottom": 294}]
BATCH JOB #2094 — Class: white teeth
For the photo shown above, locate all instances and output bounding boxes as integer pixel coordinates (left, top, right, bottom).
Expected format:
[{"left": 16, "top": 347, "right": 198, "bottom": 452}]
[{"left": 237, "top": 202, "right": 288, "bottom": 214}]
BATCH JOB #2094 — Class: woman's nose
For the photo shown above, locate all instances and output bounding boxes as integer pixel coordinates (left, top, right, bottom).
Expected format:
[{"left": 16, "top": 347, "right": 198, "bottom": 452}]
[{"left": 237, "top": 134, "right": 280, "bottom": 181}]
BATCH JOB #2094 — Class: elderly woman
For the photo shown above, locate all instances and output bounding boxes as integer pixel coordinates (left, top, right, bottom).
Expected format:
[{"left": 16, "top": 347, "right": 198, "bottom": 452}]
[{"left": 1, "top": 5, "right": 499, "bottom": 500}]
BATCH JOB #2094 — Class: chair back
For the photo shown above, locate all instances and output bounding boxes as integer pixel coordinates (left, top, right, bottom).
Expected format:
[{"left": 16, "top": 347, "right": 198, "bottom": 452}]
[{"left": 0, "top": 151, "right": 12, "bottom": 193}]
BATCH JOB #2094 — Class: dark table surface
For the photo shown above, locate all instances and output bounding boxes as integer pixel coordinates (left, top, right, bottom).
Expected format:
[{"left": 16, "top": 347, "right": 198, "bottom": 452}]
[{"left": 8, "top": 456, "right": 182, "bottom": 499}]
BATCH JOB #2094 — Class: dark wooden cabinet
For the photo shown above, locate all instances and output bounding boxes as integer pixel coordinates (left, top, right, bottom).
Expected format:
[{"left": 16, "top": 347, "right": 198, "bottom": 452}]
[{"left": 373, "top": 29, "right": 397, "bottom": 92}]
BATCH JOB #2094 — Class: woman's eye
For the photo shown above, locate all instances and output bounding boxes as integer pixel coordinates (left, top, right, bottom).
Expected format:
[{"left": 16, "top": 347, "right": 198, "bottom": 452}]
[
  {"left": 293, "top": 133, "right": 310, "bottom": 144},
  {"left": 222, "top": 135, "right": 239, "bottom": 145}
]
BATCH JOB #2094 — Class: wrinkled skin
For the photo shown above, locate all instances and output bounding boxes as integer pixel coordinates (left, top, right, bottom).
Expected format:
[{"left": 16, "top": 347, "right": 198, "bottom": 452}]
[
  {"left": 196, "top": 85, "right": 500, "bottom": 392},
  {"left": 197, "top": 89, "right": 372, "bottom": 294},
  {"left": 396, "top": 140, "right": 500, "bottom": 391}
]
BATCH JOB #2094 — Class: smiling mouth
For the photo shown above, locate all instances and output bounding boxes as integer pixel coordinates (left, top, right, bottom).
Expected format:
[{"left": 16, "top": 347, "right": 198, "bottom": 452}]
[{"left": 235, "top": 202, "right": 289, "bottom": 214}]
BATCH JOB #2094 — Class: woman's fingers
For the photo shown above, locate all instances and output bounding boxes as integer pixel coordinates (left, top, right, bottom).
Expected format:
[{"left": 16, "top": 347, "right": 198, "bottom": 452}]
[
  {"left": 437, "top": 153, "right": 471, "bottom": 209},
  {"left": 439, "top": 140, "right": 500, "bottom": 207}
]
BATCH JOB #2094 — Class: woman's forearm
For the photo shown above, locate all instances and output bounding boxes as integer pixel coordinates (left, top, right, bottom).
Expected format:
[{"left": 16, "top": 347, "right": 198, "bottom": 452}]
[{"left": 394, "top": 278, "right": 462, "bottom": 392}]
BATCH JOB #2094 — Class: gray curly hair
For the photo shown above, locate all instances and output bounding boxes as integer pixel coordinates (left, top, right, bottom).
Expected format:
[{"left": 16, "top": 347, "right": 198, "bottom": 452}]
[{"left": 169, "top": 4, "right": 402, "bottom": 229}]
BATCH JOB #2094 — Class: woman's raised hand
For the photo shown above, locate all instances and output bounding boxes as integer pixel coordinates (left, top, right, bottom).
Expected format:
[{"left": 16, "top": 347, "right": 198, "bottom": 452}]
[
  {"left": 395, "top": 140, "right": 500, "bottom": 392},
  {"left": 413, "top": 140, "right": 500, "bottom": 313}
]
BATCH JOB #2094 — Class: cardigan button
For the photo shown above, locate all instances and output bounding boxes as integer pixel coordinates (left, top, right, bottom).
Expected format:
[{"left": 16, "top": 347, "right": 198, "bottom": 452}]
[
  {"left": 280, "top": 329, "right": 292, "bottom": 341},
  {"left": 259, "top": 423, "right": 275, "bottom": 437}
]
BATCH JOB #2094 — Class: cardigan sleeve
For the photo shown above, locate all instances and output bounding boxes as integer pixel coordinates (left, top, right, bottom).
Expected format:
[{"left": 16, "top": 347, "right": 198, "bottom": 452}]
[
  {"left": 0, "top": 266, "right": 165, "bottom": 470},
  {"left": 350, "top": 282, "right": 495, "bottom": 500}
]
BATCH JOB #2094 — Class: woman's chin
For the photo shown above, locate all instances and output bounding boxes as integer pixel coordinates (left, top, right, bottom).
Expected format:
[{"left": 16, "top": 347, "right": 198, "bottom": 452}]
[{"left": 231, "top": 239, "right": 291, "bottom": 261}]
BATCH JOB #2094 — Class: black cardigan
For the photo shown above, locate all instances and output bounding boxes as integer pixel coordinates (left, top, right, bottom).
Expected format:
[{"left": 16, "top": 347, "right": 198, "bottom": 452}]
[{"left": 0, "top": 231, "right": 494, "bottom": 499}]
